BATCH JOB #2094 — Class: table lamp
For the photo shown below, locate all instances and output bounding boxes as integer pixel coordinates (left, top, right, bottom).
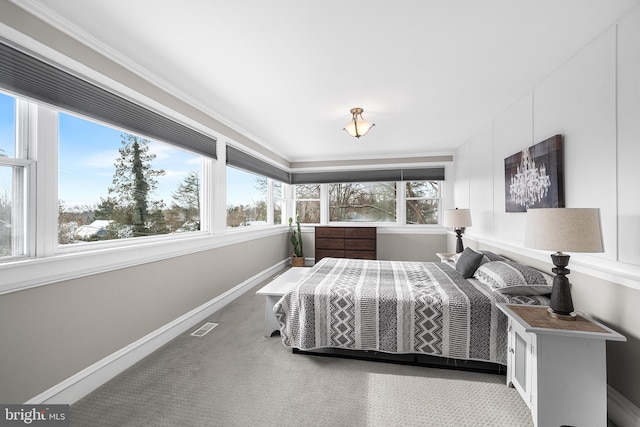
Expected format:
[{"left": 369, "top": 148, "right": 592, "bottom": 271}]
[
  {"left": 444, "top": 208, "right": 472, "bottom": 253},
  {"left": 524, "top": 208, "right": 604, "bottom": 320}
]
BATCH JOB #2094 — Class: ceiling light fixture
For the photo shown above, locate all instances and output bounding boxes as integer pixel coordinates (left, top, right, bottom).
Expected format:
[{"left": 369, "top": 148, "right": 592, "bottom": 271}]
[{"left": 343, "top": 107, "right": 375, "bottom": 138}]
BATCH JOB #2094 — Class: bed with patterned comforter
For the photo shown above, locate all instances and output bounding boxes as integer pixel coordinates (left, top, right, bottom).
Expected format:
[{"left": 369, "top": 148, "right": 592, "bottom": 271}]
[{"left": 273, "top": 257, "right": 549, "bottom": 365}]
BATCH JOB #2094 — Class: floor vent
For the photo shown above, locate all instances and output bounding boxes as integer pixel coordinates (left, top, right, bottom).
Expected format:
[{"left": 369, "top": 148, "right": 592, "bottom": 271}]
[{"left": 190, "top": 322, "right": 218, "bottom": 337}]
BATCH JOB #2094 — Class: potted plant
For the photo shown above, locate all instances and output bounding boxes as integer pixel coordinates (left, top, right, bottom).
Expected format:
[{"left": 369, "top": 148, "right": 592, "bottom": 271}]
[{"left": 289, "top": 216, "right": 305, "bottom": 267}]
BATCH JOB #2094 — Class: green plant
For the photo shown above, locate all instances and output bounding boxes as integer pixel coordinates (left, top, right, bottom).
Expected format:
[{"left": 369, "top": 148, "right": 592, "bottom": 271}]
[{"left": 288, "top": 216, "right": 303, "bottom": 257}]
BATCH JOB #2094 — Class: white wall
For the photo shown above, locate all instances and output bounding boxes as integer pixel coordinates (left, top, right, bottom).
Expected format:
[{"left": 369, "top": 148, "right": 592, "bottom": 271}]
[{"left": 452, "top": 5, "right": 640, "bottom": 408}]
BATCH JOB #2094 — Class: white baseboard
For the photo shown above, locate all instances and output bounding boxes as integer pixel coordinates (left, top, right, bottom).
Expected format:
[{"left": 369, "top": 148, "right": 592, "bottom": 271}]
[
  {"left": 25, "top": 260, "right": 288, "bottom": 405},
  {"left": 609, "top": 385, "right": 640, "bottom": 427}
]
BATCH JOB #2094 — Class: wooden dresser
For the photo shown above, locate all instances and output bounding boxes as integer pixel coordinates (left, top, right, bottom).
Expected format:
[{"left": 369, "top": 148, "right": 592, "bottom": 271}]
[{"left": 314, "top": 226, "right": 377, "bottom": 263}]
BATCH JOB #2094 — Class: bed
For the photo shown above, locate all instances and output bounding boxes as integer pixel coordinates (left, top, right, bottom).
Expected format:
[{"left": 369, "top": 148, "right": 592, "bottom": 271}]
[{"left": 273, "top": 249, "right": 552, "bottom": 368}]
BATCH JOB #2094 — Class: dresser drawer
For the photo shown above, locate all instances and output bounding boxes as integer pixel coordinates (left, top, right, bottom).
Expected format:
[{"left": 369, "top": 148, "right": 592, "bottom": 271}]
[
  {"left": 315, "top": 227, "right": 345, "bottom": 238},
  {"left": 316, "top": 249, "right": 345, "bottom": 260},
  {"left": 344, "top": 227, "right": 376, "bottom": 239},
  {"left": 316, "top": 238, "right": 345, "bottom": 250},
  {"left": 344, "top": 238, "right": 376, "bottom": 251}
]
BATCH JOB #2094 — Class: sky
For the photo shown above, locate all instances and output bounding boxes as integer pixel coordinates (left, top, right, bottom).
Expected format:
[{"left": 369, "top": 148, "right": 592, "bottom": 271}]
[{"left": 1, "top": 91, "right": 263, "bottom": 209}]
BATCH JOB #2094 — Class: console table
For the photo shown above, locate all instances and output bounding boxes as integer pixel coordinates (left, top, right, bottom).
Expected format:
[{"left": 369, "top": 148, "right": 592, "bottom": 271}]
[
  {"left": 497, "top": 303, "right": 625, "bottom": 427},
  {"left": 314, "top": 226, "right": 376, "bottom": 263}
]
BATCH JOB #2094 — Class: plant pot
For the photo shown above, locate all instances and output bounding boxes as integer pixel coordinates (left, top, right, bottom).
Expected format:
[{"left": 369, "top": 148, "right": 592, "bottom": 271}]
[{"left": 291, "top": 255, "right": 305, "bottom": 267}]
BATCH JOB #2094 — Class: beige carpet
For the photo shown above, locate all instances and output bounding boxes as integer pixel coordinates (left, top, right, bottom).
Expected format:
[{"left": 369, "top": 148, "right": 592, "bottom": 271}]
[{"left": 71, "top": 272, "right": 535, "bottom": 427}]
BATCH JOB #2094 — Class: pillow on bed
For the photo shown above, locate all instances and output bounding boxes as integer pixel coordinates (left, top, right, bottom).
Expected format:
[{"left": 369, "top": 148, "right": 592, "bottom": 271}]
[
  {"left": 478, "top": 250, "right": 508, "bottom": 265},
  {"left": 455, "top": 247, "right": 484, "bottom": 278},
  {"left": 474, "top": 261, "right": 553, "bottom": 295}
]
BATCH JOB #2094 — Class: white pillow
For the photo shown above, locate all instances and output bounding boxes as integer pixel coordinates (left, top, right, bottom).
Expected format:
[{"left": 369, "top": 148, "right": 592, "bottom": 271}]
[{"left": 474, "top": 261, "right": 553, "bottom": 296}]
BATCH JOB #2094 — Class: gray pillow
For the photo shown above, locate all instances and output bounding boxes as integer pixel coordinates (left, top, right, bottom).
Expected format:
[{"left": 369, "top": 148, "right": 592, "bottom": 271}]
[
  {"left": 475, "top": 261, "right": 553, "bottom": 296},
  {"left": 479, "top": 250, "right": 508, "bottom": 265},
  {"left": 455, "top": 247, "right": 484, "bottom": 278}
]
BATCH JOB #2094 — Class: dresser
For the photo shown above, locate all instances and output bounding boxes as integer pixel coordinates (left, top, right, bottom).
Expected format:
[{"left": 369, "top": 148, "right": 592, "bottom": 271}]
[{"left": 314, "top": 226, "right": 377, "bottom": 263}]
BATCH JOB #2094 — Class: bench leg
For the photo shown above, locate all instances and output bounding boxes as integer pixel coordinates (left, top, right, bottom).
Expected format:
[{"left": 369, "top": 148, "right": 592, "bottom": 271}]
[{"left": 264, "top": 295, "right": 281, "bottom": 337}]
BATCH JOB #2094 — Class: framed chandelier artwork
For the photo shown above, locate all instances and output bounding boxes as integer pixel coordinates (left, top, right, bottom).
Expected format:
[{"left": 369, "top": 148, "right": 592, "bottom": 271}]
[{"left": 504, "top": 134, "right": 564, "bottom": 213}]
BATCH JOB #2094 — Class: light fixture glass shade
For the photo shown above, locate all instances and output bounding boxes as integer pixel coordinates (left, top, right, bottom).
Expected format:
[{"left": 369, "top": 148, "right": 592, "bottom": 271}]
[
  {"left": 443, "top": 208, "right": 472, "bottom": 229},
  {"left": 343, "top": 107, "right": 375, "bottom": 138},
  {"left": 524, "top": 208, "right": 604, "bottom": 253}
]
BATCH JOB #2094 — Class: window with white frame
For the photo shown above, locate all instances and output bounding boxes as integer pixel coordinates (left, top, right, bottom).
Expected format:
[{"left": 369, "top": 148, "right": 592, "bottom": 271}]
[
  {"left": 0, "top": 92, "right": 27, "bottom": 258},
  {"left": 58, "top": 112, "right": 203, "bottom": 244},
  {"left": 295, "top": 184, "right": 320, "bottom": 224},
  {"left": 272, "top": 180, "right": 284, "bottom": 225},
  {"left": 329, "top": 182, "right": 396, "bottom": 222},
  {"left": 226, "top": 166, "right": 269, "bottom": 227},
  {"left": 405, "top": 180, "right": 441, "bottom": 224}
]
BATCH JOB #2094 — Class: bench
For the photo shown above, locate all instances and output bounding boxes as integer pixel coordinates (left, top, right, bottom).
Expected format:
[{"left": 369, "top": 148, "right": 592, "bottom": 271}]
[{"left": 255, "top": 267, "right": 310, "bottom": 337}]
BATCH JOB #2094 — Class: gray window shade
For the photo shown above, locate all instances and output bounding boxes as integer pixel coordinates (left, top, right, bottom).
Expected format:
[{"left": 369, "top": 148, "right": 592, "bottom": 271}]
[
  {"left": 0, "top": 40, "right": 217, "bottom": 158},
  {"left": 226, "top": 145, "right": 291, "bottom": 183},
  {"left": 291, "top": 167, "right": 444, "bottom": 184}
]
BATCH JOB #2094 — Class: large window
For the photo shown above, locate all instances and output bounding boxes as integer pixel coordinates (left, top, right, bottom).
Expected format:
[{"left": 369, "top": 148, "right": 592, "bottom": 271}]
[
  {"left": 272, "top": 180, "right": 284, "bottom": 225},
  {"left": 0, "top": 92, "right": 26, "bottom": 258},
  {"left": 0, "top": 92, "right": 15, "bottom": 158},
  {"left": 295, "top": 184, "right": 320, "bottom": 224},
  {"left": 405, "top": 181, "right": 440, "bottom": 224},
  {"left": 329, "top": 182, "right": 396, "bottom": 222},
  {"left": 226, "top": 167, "right": 268, "bottom": 227},
  {"left": 58, "top": 112, "right": 203, "bottom": 244}
]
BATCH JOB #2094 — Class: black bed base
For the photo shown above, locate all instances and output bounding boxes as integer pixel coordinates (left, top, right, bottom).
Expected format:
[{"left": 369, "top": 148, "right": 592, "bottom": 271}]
[{"left": 292, "top": 347, "right": 506, "bottom": 375}]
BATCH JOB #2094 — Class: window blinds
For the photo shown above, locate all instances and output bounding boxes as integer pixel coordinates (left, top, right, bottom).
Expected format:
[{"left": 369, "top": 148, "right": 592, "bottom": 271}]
[
  {"left": 0, "top": 39, "right": 217, "bottom": 158},
  {"left": 290, "top": 167, "right": 445, "bottom": 184}
]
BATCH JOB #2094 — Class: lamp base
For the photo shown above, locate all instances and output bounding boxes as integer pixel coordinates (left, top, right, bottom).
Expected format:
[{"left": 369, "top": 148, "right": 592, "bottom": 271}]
[
  {"left": 455, "top": 229, "right": 464, "bottom": 253},
  {"left": 547, "top": 307, "right": 577, "bottom": 321}
]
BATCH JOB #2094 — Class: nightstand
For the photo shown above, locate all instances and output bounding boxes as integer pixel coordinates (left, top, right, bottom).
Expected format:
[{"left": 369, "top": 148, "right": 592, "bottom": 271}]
[
  {"left": 436, "top": 252, "right": 457, "bottom": 266},
  {"left": 497, "top": 303, "right": 626, "bottom": 427}
]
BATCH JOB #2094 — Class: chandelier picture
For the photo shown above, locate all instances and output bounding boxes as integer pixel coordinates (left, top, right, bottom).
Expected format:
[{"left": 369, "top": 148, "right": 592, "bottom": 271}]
[
  {"left": 509, "top": 148, "right": 551, "bottom": 208},
  {"left": 504, "top": 135, "right": 564, "bottom": 213}
]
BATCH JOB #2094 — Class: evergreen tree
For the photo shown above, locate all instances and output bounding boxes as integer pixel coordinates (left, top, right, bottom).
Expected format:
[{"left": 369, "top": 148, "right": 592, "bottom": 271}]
[
  {"left": 170, "top": 171, "right": 200, "bottom": 230},
  {"left": 105, "top": 134, "right": 166, "bottom": 237}
]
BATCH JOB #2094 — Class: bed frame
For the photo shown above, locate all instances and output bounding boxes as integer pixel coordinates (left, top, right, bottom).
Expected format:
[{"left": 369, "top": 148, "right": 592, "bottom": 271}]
[{"left": 291, "top": 347, "right": 506, "bottom": 375}]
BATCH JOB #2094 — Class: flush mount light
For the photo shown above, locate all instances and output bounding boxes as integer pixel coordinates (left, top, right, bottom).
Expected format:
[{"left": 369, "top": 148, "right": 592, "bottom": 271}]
[{"left": 343, "top": 107, "right": 375, "bottom": 138}]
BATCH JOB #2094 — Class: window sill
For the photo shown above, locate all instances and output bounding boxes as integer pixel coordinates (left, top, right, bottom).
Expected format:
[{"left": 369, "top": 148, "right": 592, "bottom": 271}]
[{"left": 0, "top": 227, "right": 286, "bottom": 295}]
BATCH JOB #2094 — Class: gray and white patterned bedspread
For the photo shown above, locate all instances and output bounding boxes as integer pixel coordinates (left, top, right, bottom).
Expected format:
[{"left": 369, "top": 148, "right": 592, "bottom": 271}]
[{"left": 274, "top": 257, "right": 549, "bottom": 365}]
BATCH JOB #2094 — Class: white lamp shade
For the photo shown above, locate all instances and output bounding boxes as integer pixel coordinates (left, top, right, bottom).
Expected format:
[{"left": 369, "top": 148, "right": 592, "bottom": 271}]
[
  {"left": 344, "top": 119, "right": 374, "bottom": 138},
  {"left": 443, "top": 209, "right": 472, "bottom": 228},
  {"left": 524, "top": 208, "right": 604, "bottom": 253}
]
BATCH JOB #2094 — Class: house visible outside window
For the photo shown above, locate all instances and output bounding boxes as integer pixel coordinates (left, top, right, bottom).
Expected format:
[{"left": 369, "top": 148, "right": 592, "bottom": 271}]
[
  {"left": 58, "top": 112, "right": 203, "bottom": 244},
  {"left": 295, "top": 184, "right": 320, "bottom": 224},
  {"left": 329, "top": 182, "right": 396, "bottom": 222},
  {"left": 226, "top": 167, "right": 269, "bottom": 227},
  {"left": 405, "top": 181, "right": 441, "bottom": 225}
]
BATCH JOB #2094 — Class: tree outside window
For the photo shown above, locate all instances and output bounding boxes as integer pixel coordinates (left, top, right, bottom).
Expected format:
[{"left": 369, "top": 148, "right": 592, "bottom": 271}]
[
  {"left": 329, "top": 182, "right": 396, "bottom": 222},
  {"left": 405, "top": 181, "right": 440, "bottom": 224}
]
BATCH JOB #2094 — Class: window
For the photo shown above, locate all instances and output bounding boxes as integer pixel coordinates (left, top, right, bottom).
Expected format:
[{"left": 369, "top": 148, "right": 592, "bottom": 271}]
[
  {"left": 295, "top": 184, "right": 320, "bottom": 223},
  {"left": 0, "top": 92, "right": 15, "bottom": 158},
  {"left": 405, "top": 181, "right": 441, "bottom": 225},
  {"left": 272, "top": 180, "right": 284, "bottom": 225},
  {"left": 58, "top": 112, "right": 203, "bottom": 244},
  {"left": 226, "top": 167, "right": 268, "bottom": 227},
  {"left": 329, "top": 182, "right": 396, "bottom": 222},
  {"left": 0, "top": 92, "right": 27, "bottom": 258}
]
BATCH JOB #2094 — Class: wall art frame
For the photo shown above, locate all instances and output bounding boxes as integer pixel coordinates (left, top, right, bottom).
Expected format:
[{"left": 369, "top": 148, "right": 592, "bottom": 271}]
[{"left": 504, "top": 134, "right": 564, "bottom": 213}]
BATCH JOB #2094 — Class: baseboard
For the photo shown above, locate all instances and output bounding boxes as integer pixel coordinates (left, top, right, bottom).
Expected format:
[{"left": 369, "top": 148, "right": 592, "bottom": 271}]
[
  {"left": 25, "top": 260, "right": 288, "bottom": 405},
  {"left": 609, "top": 385, "right": 640, "bottom": 427}
]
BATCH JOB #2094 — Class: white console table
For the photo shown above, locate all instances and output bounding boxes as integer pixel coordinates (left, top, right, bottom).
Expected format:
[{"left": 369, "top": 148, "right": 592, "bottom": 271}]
[
  {"left": 497, "top": 303, "right": 625, "bottom": 427},
  {"left": 255, "top": 267, "right": 310, "bottom": 337}
]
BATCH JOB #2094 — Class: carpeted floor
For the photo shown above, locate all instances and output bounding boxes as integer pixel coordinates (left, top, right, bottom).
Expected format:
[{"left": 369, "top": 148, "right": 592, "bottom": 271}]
[{"left": 71, "top": 272, "right": 537, "bottom": 427}]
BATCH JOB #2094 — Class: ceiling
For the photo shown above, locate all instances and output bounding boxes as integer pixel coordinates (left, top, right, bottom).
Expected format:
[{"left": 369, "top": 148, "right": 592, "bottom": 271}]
[{"left": 15, "top": 0, "right": 640, "bottom": 163}]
